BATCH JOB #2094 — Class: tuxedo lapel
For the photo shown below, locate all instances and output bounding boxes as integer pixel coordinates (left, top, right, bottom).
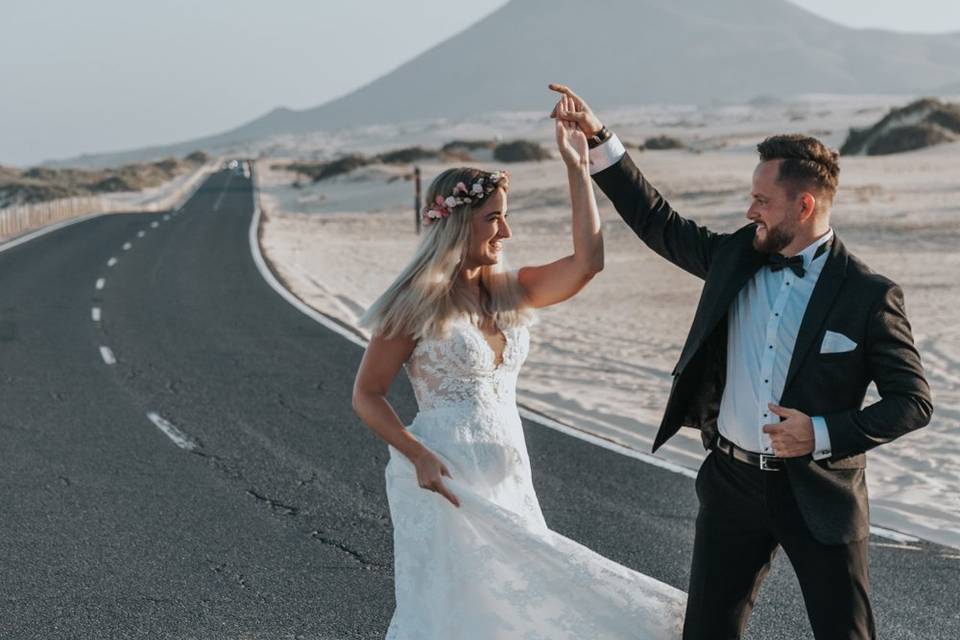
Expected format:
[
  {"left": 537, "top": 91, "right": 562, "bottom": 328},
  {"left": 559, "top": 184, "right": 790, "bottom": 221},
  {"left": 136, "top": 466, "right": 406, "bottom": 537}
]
[
  {"left": 674, "top": 233, "right": 764, "bottom": 375},
  {"left": 702, "top": 238, "right": 765, "bottom": 340},
  {"left": 783, "top": 237, "right": 849, "bottom": 392},
  {"left": 711, "top": 244, "right": 766, "bottom": 330}
]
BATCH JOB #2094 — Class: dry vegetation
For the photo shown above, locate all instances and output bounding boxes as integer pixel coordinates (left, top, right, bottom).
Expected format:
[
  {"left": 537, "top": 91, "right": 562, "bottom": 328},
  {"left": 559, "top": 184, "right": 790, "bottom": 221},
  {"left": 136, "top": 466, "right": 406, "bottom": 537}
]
[{"left": 0, "top": 151, "right": 209, "bottom": 208}]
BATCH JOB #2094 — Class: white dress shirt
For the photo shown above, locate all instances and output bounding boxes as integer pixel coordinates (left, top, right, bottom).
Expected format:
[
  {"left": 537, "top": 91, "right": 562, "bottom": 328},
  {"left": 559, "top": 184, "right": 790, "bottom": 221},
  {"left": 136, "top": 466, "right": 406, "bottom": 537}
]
[
  {"left": 717, "top": 232, "right": 833, "bottom": 459},
  {"left": 589, "top": 134, "right": 833, "bottom": 460}
]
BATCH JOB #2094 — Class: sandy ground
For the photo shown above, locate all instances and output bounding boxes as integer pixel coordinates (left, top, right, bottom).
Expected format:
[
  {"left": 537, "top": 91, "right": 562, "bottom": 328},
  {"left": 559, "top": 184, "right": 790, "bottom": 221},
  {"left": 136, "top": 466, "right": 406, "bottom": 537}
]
[{"left": 255, "top": 97, "right": 960, "bottom": 549}]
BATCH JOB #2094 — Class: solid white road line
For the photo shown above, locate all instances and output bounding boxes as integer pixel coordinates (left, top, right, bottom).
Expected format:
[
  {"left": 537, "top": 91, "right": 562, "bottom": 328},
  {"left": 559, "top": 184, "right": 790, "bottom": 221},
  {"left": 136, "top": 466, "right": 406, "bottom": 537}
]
[
  {"left": 138, "top": 230, "right": 146, "bottom": 238},
  {"left": 248, "top": 199, "right": 367, "bottom": 349},
  {"left": 107, "top": 257, "right": 118, "bottom": 267},
  {"left": 869, "top": 526, "right": 920, "bottom": 544},
  {"left": 95, "top": 278, "right": 106, "bottom": 290},
  {"left": 91, "top": 307, "right": 101, "bottom": 322},
  {"left": 517, "top": 407, "right": 698, "bottom": 479},
  {"left": 122, "top": 242, "right": 132, "bottom": 251},
  {"left": 99, "top": 345, "right": 116, "bottom": 365},
  {"left": 0, "top": 212, "right": 105, "bottom": 255},
  {"left": 146, "top": 412, "right": 198, "bottom": 451},
  {"left": 245, "top": 178, "right": 928, "bottom": 549},
  {"left": 0, "top": 169, "right": 214, "bottom": 256}
]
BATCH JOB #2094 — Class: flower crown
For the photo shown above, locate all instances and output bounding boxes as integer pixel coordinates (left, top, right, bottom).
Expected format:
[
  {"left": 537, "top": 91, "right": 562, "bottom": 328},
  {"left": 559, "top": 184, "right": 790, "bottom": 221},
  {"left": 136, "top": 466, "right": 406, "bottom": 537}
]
[{"left": 422, "top": 170, "right": 509, "bottom": 225}]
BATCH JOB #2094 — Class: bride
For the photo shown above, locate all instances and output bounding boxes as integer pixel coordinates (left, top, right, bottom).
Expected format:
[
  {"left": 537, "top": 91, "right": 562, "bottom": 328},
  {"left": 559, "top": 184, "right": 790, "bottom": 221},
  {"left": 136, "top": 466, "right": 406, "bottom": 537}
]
[{"left": 352, "top": 95, "right": 686, "bottom": 639}]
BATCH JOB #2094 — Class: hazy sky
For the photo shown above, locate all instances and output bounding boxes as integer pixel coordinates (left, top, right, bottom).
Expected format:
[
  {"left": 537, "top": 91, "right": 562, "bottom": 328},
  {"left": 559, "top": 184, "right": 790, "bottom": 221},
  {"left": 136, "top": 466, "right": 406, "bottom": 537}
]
[{"left": 2, "top": 0, "right": 959, "bottom": 166}]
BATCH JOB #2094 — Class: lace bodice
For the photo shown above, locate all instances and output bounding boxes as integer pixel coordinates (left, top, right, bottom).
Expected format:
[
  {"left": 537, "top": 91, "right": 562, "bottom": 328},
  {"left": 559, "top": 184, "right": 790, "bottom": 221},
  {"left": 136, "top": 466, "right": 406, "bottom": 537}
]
[{"left": 404, "top": 314, "right": 530, "bottom": 412}]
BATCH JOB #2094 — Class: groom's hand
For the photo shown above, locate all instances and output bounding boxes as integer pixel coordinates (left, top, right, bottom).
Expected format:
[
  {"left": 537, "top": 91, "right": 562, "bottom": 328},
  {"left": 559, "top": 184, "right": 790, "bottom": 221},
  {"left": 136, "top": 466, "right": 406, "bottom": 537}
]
[
  {"left": 549, "top": 83, "right": 604, "bottom": 137},
  {"left": 763, "top": 403, "right": 815, "bottom": 458}
]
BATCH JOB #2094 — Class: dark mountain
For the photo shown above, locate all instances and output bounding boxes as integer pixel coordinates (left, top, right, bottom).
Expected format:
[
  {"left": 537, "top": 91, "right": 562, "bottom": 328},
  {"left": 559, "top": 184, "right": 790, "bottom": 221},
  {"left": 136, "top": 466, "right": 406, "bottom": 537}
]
[{"left": 52, "top": 0, "right": 960, "bottom": 167}]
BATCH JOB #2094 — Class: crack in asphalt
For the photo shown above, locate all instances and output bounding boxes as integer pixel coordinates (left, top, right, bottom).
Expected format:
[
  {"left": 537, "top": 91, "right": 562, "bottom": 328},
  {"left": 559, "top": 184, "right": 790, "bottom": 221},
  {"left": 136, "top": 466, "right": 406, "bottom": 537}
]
[
  {"left": 189, "top": 449, "right": 244, "bottom": 481},
  {"left": 296, "top": 471, "right": 319, "bottom": 488},
  {"left": 274, "top": 392, "right": 315, "bottom": 424},
  {"left": 246, "top": 488, "right": 299, "bottom": 516},
  {"left": 310, "top": 529, "right": 382, "bottom": 569}
]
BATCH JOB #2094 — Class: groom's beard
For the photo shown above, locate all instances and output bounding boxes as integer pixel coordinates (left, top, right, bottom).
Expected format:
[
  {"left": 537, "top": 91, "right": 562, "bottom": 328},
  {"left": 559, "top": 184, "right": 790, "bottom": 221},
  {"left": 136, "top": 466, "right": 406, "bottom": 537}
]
[{"left": 753, "top": 222, "right": 795, "bottom": 254}]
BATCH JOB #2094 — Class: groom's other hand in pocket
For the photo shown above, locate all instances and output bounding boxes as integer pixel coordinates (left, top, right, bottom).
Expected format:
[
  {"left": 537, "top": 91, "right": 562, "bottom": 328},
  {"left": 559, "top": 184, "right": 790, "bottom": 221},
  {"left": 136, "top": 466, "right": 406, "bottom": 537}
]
[
  {"left": 549, "top": 83, "right": 604, "bottom": 137},
  {"left": 763, "top": 403, "right": 815, "bottom": 457}
]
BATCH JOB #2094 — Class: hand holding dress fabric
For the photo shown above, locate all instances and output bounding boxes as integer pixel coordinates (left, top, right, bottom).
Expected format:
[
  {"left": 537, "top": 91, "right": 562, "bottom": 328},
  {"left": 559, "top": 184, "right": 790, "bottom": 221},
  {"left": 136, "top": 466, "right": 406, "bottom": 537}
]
[{"left": 413, "top": 448, "right": 460, "bottom": 507}]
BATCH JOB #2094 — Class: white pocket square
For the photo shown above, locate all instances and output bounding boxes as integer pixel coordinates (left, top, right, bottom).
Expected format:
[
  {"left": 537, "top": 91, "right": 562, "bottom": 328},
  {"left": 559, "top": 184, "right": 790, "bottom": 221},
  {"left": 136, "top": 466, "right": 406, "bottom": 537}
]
[{"left": 820, "top": 330, "right": 858, "bottom": 354}]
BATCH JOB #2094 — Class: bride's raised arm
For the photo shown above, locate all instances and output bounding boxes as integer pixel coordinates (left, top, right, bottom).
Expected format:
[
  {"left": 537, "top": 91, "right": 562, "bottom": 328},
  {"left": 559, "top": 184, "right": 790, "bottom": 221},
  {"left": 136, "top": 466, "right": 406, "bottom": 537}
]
[{"left": 516, "top": 94, "right": 603, "bottom": 308}]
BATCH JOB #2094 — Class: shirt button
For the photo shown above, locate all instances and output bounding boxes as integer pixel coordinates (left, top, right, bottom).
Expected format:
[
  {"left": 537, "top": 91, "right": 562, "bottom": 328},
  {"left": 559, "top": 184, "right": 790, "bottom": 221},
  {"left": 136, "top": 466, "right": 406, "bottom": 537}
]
[
  {"left": 769, "top": 345, "right": 773, "bottom": 349},
  {"left": 775, "top": 313, "right": 780, "bottom": 317},
  {"left": 764, "top": 379, "right": 769, "bottom": 383}
]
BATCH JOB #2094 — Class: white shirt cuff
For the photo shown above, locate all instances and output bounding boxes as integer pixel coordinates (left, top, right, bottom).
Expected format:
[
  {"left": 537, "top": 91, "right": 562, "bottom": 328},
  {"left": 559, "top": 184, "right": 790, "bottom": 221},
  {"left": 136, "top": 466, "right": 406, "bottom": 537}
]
[
  {"left": 811, "top": 416, "right": 831, "bottom": 460},
  {"left": 588, "top": 133, "right": 626, "bottom": 175}
]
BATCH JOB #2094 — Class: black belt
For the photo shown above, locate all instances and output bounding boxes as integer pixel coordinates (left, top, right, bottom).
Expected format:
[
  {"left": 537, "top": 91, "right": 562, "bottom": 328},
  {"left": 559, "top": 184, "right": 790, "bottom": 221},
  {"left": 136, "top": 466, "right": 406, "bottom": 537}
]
[{"left": 713, "top": 434, "right": 785, "bottom": 472}]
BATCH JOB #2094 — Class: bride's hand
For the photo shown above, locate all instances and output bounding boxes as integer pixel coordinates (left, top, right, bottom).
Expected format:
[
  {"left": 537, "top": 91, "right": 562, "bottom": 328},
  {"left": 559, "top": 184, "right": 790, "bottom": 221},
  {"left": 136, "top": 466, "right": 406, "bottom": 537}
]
[
  {"left": 554, "top": 94, "right": 589, "bottom": 169},
  {"left": 549, "top": 83, "right": 604, "bottom": 137},
  {"left": 413, "top": 448, "right": 460, "bottom": 507}
]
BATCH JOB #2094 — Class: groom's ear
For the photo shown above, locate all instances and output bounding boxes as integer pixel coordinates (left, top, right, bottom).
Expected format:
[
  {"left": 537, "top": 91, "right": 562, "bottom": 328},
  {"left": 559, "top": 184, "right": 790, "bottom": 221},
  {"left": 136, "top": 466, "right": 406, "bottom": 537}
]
[{"left": 798, "top": 192, "right": 817, "bottom": 221}]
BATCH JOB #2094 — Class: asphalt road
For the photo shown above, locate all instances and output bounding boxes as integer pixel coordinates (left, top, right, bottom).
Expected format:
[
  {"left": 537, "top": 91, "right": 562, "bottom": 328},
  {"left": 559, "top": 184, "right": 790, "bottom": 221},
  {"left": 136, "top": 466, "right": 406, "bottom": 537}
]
[{"left": 1, "top": 169, "right": 957, "bottom": 639}]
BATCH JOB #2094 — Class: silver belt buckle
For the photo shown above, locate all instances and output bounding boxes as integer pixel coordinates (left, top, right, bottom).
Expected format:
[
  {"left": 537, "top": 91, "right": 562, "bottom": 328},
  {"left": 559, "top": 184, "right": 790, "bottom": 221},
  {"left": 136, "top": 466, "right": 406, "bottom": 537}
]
[{"left": 759, "top": 454, "right": 780, "bottom": 472}]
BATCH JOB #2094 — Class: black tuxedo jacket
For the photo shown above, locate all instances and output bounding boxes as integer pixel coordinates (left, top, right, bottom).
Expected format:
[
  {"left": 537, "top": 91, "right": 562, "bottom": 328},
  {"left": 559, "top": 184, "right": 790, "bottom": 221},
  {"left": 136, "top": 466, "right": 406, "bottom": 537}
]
[{"left": 594, "top": 153, "right": 933, "bottom": 544}]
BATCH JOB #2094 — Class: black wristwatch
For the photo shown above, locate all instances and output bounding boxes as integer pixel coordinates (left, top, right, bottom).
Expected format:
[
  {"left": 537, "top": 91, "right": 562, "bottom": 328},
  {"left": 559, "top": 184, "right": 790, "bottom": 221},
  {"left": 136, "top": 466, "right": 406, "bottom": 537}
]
[{"left": 587, "top": 125, "right": 612, "bottom": 149}]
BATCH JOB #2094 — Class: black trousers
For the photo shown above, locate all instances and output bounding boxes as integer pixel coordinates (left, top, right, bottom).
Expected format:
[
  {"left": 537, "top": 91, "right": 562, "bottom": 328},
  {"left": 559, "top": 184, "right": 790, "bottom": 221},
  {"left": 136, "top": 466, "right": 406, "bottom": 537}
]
[{"left": 682, "top": 449, "right": 876, "bottom": 640}]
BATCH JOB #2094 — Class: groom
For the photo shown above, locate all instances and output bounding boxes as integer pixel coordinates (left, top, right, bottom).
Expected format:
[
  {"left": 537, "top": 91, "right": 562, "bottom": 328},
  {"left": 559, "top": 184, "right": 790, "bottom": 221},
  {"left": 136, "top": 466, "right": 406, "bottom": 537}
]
[{"left": 551, "top": 85, "right": 932, "bottom": 640}]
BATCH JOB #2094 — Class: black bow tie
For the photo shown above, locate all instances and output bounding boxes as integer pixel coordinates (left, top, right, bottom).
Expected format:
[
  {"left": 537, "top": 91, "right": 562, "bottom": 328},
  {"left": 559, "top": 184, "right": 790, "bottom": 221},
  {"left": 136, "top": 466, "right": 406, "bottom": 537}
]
[{"left": 767, "top": 253, "right": 805, "bottom": 278}]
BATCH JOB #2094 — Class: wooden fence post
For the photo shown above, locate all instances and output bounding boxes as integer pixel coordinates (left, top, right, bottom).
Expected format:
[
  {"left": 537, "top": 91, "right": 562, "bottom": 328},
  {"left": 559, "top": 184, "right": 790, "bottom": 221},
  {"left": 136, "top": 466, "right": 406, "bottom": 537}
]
[{"left": 414, "top": 166, "right": 422, "bottom": 235}]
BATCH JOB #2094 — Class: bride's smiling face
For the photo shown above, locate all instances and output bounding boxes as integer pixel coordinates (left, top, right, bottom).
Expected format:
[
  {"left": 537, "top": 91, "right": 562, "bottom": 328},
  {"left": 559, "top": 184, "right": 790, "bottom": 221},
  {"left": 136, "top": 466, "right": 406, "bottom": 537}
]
[{"left": 465, "top": 188, "right": 511, "bottom": 267}]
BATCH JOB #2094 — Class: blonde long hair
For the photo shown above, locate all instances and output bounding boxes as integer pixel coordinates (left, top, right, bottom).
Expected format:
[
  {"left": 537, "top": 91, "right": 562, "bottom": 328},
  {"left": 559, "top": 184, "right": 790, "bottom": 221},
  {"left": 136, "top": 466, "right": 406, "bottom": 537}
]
[{"left": 359, "top": 167, "right": 534, "bottom": 340}]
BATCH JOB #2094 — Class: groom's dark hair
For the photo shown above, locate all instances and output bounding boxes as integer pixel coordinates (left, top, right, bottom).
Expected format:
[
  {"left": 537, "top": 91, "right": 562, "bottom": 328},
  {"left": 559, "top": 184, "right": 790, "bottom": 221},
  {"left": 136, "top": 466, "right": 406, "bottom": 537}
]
[{"left": 757, "top": 134, "right": 840, "bottom": 205}]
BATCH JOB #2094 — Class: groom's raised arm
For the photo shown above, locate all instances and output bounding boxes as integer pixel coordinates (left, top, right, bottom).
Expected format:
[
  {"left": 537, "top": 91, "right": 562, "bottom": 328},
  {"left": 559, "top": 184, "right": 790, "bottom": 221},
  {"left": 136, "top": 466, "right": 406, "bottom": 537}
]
[
  {"left": 590, "top": 138, "right": 723, "bottom": 281},
  {"left": 550, "top": 84, "right": 724, "bottom": 280}
]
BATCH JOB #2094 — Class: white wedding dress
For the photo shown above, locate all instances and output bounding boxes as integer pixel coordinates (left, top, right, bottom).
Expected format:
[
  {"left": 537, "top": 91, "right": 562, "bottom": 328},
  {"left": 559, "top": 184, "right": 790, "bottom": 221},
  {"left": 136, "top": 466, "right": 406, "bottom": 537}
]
[{"left": 383, "top": 312, "right": 686, "bottom": 639}]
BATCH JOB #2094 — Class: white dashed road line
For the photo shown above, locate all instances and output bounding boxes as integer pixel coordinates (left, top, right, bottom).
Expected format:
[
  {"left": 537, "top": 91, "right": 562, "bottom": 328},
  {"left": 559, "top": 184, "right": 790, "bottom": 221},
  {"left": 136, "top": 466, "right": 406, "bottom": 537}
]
[
  {"left": 213, "top": 173, "right": 233, "bottom": 212},
  {"left": 107, "top": 257, "right": 118, "bottom": 267},
  {"left": 99, "top": 346, "right": 116, "bottom": 365},
  {"left": 91, "top": 307, "right": 101, "bottom": 322},
  {"left": 138, "top": 230, "right": 146, "bottom": 238},
  {"left": 122, "top": 242, "right": 132, "bottom": 251},
  {"left": 146, "top": 412, "right": 198, "bottom": 451},
  {"left": 95, "top": 278, "right": 105, "bottom": 290}
]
